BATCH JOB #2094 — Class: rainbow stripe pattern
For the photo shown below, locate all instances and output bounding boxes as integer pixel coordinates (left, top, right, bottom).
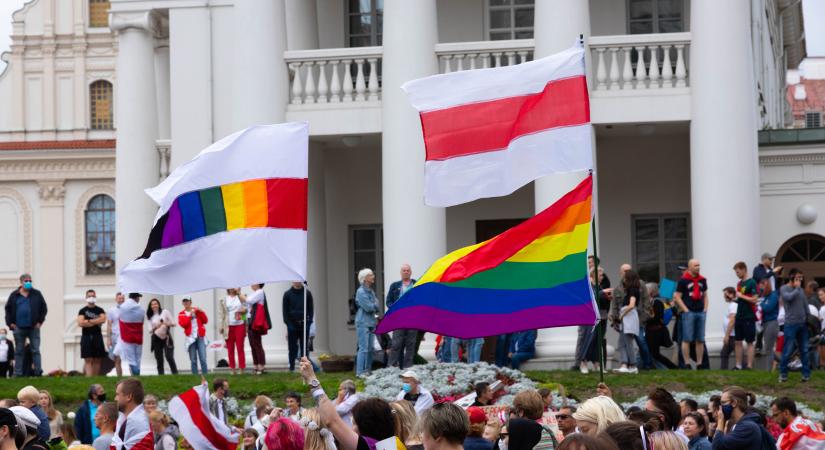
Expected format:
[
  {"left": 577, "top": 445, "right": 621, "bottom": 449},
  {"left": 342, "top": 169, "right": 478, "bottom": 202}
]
[
  {"left": 375, "top": 175, "right": 596, "bottom": 339},
  {"left": 140, "top": 178, "right": 307, "bottom": 259}
]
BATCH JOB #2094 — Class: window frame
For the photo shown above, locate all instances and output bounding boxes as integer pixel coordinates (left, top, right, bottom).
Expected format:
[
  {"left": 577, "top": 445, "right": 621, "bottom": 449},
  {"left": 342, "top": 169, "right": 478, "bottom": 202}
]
[
  {"left": 84, "top": 194, "right": 116, "bottom": 276},
  {"left": 89, "top": 80, "right": 113, "bottom": 131},
  {"left": 88, "top": 0, "right": 110, "bottom": 28},
  {"left": 625, "top": 0, "right": 685, "bottom": 34},
  {"left": 805, "top": 111, "right": 822, "bottom": 129},
  {"left": 347, "top": 224, "right": 385, "bottom": 315},
  {"left": 345, "top": 0, "right": 383, "bottom": 48},
  {"left": 630, "top": 213, "right": 692, "bottom": 282},
  {"left": 485, "top": 0, "right": 535, "bottom": 41}
]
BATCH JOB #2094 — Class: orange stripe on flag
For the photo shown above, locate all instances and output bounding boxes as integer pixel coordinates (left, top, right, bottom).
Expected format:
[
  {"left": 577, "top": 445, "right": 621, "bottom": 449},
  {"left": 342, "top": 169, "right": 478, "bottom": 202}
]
[{"left": 243, "top": 179, "right": 268, "bottom": 227}]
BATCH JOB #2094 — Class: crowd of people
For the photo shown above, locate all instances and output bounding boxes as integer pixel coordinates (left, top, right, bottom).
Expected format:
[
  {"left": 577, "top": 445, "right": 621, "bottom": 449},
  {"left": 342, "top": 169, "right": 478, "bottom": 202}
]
[
  {"left": 2, "top": 357, "right": 821, "bottom": 450},
  {"left": 573, "top": 254, "right": 825, "bottom": 380}
]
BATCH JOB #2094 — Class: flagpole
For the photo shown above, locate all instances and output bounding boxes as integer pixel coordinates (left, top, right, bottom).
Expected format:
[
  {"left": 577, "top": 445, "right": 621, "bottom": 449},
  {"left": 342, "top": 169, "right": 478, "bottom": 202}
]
[
  {"left": 303, "top": 281, "right": 308, "bottom": 359},
  {"left": 589, "top": 170, "right": 605, "bottom": 383}
]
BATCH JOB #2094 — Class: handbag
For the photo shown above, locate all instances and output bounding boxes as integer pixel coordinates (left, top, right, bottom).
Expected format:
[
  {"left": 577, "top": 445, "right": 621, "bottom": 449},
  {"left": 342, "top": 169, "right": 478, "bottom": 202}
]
[{"left": 251, "top": 303, "right": 269, "bottom": 335}]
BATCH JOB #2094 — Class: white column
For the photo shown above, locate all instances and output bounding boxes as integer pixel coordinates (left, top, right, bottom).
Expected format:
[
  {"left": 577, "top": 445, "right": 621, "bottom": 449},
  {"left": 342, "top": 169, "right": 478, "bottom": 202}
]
[
  {"left": 530, "top": 0, "right": 594, "bottom": 367},
  {"left": 72, "top": 42, "right": 87, "bottom": 138},
  {"left": 307, "top": 145, "right": 329, "bottom": 354},
  {"left": 155, "top": 43, "right": 171, "bottom": 141},
  {"left": 690, "top": 0, "right": 760, "bottom": 352},
  {"left": 381, "top": 0, "right": 443, "bottom": 358},
  {"left": 36, "top": 181, "right": 66, "bottom": 373},
  {"left": 112, "top": 12, "right": 160, "bottom": 277},
  {"left": 285, "top": 0, "right": 318, "bottom": 50},
  {"left": 232, "top": 0, "right": 292, "bottom": 367}
]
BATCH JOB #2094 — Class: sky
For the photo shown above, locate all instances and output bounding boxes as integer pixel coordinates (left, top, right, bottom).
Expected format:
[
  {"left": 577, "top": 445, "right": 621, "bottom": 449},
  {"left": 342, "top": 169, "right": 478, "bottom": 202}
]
[{"left": 0, "top": 0, "right": 823, "bottom": 72}]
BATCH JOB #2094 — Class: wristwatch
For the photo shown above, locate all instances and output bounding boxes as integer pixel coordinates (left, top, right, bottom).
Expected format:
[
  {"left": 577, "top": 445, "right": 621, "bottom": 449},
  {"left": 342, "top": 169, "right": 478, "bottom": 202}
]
[{"left": 309, "top": 378, "right": 321, "bottom": 390}]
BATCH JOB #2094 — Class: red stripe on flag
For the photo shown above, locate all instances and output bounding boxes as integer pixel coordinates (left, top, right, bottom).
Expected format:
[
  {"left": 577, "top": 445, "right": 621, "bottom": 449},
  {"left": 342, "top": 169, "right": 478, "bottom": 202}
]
[
  {"left": 119, "top": 321, "right": 144, "bottom": 345},
  {"left": 439, "top": 175, "right": 592, "bottom": 283},
  {"left": 266, "top": 178, "right": 308, "bottom": 230},
  {"left": 179, "top": 388, "right": 234, "bottom": 450},
  {"left": 131, "top": 432, "right": 155, "bottom": 450},
  {"left": 420, "top": 76, "right": 589, "bottom": 161}
]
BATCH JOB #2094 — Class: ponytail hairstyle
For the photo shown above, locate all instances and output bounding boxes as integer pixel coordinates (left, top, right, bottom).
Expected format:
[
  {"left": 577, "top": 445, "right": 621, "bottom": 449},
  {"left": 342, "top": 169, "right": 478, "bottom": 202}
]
[{"left": 723, "top": 386, "right": 756, "bottom": 413}]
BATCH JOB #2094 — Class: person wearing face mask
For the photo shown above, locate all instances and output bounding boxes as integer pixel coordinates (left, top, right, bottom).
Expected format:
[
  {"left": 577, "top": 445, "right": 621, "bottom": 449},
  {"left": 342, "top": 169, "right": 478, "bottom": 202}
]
[
  {"left": 4, "top": 273, "right": 47, "bottom": 377},
  {"left": 0, "top": 328, "right": 13, "bottom": 378},
  {"left": 395, "top": 371, "right": 434, "bottom": 416},
  {"left": 77, "top": 290, "right": 107, "bottom": 376},
  {"left": 711, "top": 386, "right": 774, "bottom": 450},
  {"left": 74, "top": 385, "right": 106, "bottom": 445},
  {"left": 0, "top": 407, "right": 27, "bottom": 450}
]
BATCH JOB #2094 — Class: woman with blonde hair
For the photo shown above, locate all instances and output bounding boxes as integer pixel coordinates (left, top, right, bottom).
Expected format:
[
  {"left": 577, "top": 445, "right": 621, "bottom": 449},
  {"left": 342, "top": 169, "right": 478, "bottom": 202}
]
[
  {"left": 245, "top": 395, "right": 274, "bottom": 429},
  {"left": 38, "top": 390, "right": 62, "bottom": 440},
  {"left": 390, "top": 401, "right": 421, "bottom": 448},
  {"left": 148, "top": 411, "right": 176, "bottom": 450},
  {"left": 301, "top": 409, "right": 336, "bottom": 450},
  {"left": 649, "top": 431, "right": 688, "bottom": 450},
  {"left": 572, "top": 396, "right": 626, "bottom": 435}
]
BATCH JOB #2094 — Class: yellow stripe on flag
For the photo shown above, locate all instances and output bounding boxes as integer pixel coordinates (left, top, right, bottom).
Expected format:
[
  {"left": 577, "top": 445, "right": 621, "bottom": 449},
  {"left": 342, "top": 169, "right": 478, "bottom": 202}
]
[
  {"left": 415, "top": 241, "right": 487, "bottom": 286},
  {"left": 243, "top": 179, "right": 268, "bottom": 228},
  {"left": 506, "top": 222, "right": 590, "bottom": 263},
  {"left": 221, "top": 182, "right": 246, "bottom": 230}
]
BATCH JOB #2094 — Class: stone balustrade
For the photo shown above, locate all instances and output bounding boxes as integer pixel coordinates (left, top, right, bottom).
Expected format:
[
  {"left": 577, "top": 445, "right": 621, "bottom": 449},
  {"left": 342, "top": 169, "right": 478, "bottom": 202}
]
[
  {"left": 435, "top": 39, "right": 535, "bottom": 73},
  {"left": 589, "top": 32, "right": 691, "bottom": 91},
  {"left": 284, "top": 46, "right": 382, "bottom": 105}
]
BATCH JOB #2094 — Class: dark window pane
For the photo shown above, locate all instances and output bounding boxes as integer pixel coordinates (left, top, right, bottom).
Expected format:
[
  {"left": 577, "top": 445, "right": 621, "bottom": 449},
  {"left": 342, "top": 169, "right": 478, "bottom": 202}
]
[
  {"left": 635, "top": 219, "right": 659, "bottom": 240},
  {"left": 514, "top": 7, "right": 533, "bottom": 27},
  {"left": 490, "top": 0, "right": 510, "bottom": 5},
  {"left": 515, "top": 30, "right": 534, "bottom": 39},
  {"left": 377, "top": 14, "right": 383, "bottom": 36},
  {"left": 353, "top": 229, "right": 376, "bottom": 250},
  {"left": 665, "top": 240, "right": 688, "bottom": 261},
  {"left": 639, "top": 264, "right": 660, "bottom": 284},
  {"left": 630, "top": 21, "right": 654, "bottom": 34},
  {"left": 657, "top": 0, "right": 682, "bottom": 18},
  {"left": 514, "top": 0, "right": 533, "bottom": 4},
  {"left": 490, "top": 31, "right": 512, "bottom": 40},
  {"left": 658, "top": 19, "right": 682, "bottom": 33},
  {"left": 629, "top": 0, "right": 653, "bottom": 19},
  {"left": 349, "top": 0, "right": 371, "bottom": 14},
  {"left": 490, "top": 9, "right": 511, "bottom": 29},
  {"left": 376, "top": 0, "right": 383, "bottom": 12},
  {"left": 636, "top": 241, "right": 659, "bottom": 264},
  {"left": 664, "top": 218, "right": 687, "bottom": 239},
  {"left": 349, "top": 36, "right": 372, "bottom": 48},
  {"left": 354, "top": 252, "right": 376, "bottom": 271},
  {"left": 349, "top": 14, "right": 372, "bottom": 35}
]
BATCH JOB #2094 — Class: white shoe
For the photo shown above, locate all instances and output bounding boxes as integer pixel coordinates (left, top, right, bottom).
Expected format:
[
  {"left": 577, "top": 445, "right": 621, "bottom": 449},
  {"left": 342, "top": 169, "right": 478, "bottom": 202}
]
[
  {"left": 628, "top": 367, "right": 639, "bottom": 374},
  {"left": 613, "top": 366, "right": 631, "bottom": 374},
  {"left": 688, "top": 360, "right": 697, "bottom": 370},
  {"left": 580, "top": 364, "right": 589, "bottom": 374}
]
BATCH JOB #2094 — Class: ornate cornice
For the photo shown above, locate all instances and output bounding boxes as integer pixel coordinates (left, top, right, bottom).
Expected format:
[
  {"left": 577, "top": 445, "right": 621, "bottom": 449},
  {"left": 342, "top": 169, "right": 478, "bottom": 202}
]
[
  {"left": 0, "top": 154, "right": 115, "bottom": 181},
  {"left": 38, "top": 180, "right": 66, "bottom": 206},
  {"left": 759, "top": 153, "right": 825, "bottom": 165},
  {"left": 110, "top": 11, "right": 162, "bottom": 37},
  {"left": 0, "top": 187, "right": 33, "bottom": 289}
]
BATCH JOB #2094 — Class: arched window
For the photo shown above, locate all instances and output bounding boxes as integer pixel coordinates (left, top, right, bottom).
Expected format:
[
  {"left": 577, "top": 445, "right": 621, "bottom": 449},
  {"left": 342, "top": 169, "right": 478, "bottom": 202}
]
[
  {"left": 90, "top": 80, "right": 113, "bottom": 130},
  {"left": 85, "top": 194, "right": 115, "bottom": 275},
  {"left": 776, "top": 233, "right": 825, "bottom": 287},
  {"left": 89, "top": 0, "right": 110, "bottom": 28}
]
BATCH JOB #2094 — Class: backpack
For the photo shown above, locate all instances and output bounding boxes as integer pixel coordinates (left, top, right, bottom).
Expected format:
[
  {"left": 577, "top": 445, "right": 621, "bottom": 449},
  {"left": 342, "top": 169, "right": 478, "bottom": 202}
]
[{"left": 759, "top": 424, "right": 777, "bottom": 450}]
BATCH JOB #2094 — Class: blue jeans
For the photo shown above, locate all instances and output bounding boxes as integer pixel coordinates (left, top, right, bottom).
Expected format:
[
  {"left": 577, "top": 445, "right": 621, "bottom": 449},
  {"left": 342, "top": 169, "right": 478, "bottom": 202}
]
[
  {"left": 495, "top": 335, "right": 511, "bottom": 367},
  {"left": 450, "top": 338, "right": 484, "bottom": 363},
  {"left": 187, "top": 337, "right": 208, "bottom": 375},
  {"left": 510, "top": 351, "right": 534, "bottom": 369},
  {"left": 680, "top": 311, "right": 706, "bottom": 342},
  {"left": 356, "top": 326, "right": 374, "bottom": 375},
  {"left": 129, "top": 364, "right": 141, "bottom": 375},
  {"left": 780, "top": 323, "right": 810, "bottom": 378},
  {"left": 635, "top": 328, "right": 653, "bottom": 369},
  {"left": 438, "top": 337, "right": 453, "bottom": 362},
  {"left": 12, "top": 327, "right": 41, "bottom": 376}
]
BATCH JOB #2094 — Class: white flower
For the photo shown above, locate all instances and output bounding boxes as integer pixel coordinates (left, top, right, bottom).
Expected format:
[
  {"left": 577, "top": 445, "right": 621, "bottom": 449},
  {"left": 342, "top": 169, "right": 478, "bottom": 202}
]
[{"left": 67, "top": 412, "right": 76, "bottom": 420}]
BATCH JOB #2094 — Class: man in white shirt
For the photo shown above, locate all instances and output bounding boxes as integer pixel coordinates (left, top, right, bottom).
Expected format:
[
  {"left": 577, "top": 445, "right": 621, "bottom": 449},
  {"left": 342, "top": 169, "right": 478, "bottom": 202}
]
[
  {"left": 333, "top": 379, "right": 360, "bottom": 426},
  {"left": 395, "top": 370, "right": 434, "bottom": 415},
  {"left": 107, "top": 292, "right": 125, "bottom": 376},
  {"left": 721, "top": 287, "right": 737, "bottom": 370},
  {"left": 208, "top": 378, "right": 230, "bottom": 426}
]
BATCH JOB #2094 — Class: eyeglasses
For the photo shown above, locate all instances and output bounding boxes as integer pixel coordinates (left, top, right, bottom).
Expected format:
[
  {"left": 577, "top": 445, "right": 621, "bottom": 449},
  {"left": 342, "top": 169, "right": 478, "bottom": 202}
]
[{"left": 555, "top": 414, "right": 571, "bottom": 420}]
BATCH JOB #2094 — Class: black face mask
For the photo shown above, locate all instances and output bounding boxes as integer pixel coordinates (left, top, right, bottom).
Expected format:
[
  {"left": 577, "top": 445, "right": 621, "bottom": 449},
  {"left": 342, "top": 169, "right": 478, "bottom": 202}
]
[{"left": 97, "top": 393, "right": 107, "bottom": 403}]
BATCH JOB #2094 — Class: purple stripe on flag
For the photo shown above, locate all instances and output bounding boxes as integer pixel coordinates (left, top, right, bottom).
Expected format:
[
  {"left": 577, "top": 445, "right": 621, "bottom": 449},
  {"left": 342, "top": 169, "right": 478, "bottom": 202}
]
[
  {"left": 376, "top": 303, "right": 597, "bottom": 339},
  {"left": 162, "top": 200, "right": 184, "bottom": 248}
]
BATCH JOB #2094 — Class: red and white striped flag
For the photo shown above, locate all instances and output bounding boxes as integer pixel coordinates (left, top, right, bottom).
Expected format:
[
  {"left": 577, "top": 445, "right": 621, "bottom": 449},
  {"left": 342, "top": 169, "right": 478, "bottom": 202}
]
[
  {"left": 402, "top": 45, "right": 592, "bottom": 207},
  {"left": 778, "top": 417, "right": 825, "bottom": 450},
  {"left": 110, "top": 405, "right": 153, "bottom": 450},
  {"left": 169, "top": 384, "right": 240, "bottom": 450},
  {"left": 113, "top": 297, "right": 144, "bottom": 368}
]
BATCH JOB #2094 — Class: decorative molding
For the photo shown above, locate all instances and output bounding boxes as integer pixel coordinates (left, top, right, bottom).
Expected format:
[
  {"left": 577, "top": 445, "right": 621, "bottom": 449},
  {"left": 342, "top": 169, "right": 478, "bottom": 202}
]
[
  {"left": 156, "top": 139, "right": 171, "bottom": 180},
  {"left": 759, "top": 153, "right": 825, "bottom": 166},
  {"left": 75, "top": 185, "right": 117, "bottom": 286},
  {"left": 0, "top": 155, "right": 116, "bottom": 181},
  {"left": 37, "top": 180, "right": 66, "bottom": 206},
  {"left": 0, "top": 187, "right": 33, "bottom": 289},
  {"left": 110, "top": 11, "right": 162, "bottom": 37}
]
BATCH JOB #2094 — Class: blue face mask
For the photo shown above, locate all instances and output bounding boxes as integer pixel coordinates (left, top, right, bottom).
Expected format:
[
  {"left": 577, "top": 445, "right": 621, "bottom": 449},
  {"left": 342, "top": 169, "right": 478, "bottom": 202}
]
[
  {"left": 23, "top": 281, "right": 32, "bottom": 290},
  {"left": 401, "top": 383, "right": 412, "bottom": 393},
  {"left": 722, "top": 404, "right": 734, "bottom": 421}
]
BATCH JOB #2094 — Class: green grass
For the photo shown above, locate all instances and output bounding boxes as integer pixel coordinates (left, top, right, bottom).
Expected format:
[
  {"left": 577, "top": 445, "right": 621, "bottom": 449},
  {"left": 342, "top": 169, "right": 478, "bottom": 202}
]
[
  {"left": 3, "top": 369, "right": 822, "bottom": 413},
  {"left": 526, "top": 369, "right": 825, "bottom": 409}
]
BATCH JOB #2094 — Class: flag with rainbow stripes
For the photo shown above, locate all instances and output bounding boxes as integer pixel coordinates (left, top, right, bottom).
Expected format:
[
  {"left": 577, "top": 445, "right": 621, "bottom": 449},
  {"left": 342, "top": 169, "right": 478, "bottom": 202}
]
[{"left": 376, "top": 175, "right": 596, "bottom": 339}]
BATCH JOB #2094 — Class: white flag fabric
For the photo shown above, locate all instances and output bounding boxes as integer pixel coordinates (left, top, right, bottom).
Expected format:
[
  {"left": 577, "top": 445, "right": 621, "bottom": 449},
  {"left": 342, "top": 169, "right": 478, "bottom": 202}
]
[
  {"left": 401, "top": 46, "right": 592, "bottom": 207},
  {"left": 110, "top": 404, "right": 153, "bottom": 450},
  {"left": 169, "top": 384, "right": 240, "bottom": 450},
  {"left": 119, "top": 123, "right": 309, "bottom": 294},
  {"left": 112, "top": 297, "right": 144, "bottom": 368}
]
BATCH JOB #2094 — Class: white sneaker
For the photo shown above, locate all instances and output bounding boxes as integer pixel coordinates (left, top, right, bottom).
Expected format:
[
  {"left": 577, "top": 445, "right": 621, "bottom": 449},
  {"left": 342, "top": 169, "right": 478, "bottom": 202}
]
[
  {"left": 613, "top": 366, "right": 631, "bottom": 374},
  {"left": 580, "top": 363, "right": 589, "bottom": 374},
  {"left": 628, "top": 367, "right": 639, "bottom": 374},
  {"left": 688, "top": 359, "right": 697, "bottom": 370}
]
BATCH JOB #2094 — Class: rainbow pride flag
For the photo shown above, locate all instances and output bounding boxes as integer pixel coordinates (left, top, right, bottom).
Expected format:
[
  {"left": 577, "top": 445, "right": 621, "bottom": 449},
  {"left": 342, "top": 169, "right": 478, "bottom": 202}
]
[{"left": 376, "top": 175, "right": 596, "bottom": 339}]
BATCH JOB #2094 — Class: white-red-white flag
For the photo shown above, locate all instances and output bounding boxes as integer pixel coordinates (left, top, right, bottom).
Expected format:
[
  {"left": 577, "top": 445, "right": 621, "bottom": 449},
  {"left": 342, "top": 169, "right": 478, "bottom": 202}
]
[
  {"left": 778, "top": 416, "right": 825, "bottom": 450},
  {"left": 402, "top": 45, "right": 592, "bottom": 207},
  {"left": 169, "top": 384, "right": 240, "bottom": 450},
  {"left": 112, "top": 297, "right": 144, "bottom": 368},
  {"left": 110, "top": 404, "right": 153, "bottom": 450}
]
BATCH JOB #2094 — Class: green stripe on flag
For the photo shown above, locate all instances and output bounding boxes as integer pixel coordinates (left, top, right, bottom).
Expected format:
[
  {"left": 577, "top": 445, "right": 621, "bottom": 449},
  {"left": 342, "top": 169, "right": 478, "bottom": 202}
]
[
  {"left": 199, "top": 187, "right": 226, "bottom": 236},
  {"left": 443, "top": 251, "right": 588, "bottom": 290}
]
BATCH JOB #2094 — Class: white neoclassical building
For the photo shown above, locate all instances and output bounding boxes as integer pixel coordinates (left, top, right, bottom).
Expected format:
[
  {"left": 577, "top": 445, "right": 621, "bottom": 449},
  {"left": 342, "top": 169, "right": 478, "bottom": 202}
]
[{"left": 1, "top": 0, "right": 823, "bottom": 373}]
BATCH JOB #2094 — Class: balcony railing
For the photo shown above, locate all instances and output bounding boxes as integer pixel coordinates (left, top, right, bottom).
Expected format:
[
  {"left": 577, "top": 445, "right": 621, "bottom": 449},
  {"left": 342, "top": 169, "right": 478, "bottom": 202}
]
[
  {"left": 435, "top": 39, "right": 535, "bottom": 73},
  {"left": 589, "top": 32, "right": 691, "bottom": 91},
  {"left": 285, "top": 46, "right": 382, "bottom": 105}
]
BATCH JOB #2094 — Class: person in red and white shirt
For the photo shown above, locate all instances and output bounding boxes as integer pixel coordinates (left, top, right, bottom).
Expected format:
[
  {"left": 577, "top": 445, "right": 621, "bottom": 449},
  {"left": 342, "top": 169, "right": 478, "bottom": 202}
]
[
  {"left": 772, "top": 396, "right": 825, "bottom": 450},
  {"left": 111, "top": 378, "right": 153, "bottom": 450},
  {"left": 178, "top": 298, "right": 209, "bottom": 375}
]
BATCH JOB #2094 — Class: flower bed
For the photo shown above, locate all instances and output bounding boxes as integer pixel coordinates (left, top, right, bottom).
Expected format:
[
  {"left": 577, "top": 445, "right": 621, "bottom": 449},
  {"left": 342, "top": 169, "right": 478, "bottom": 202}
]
[
  {"left": 363, "top": 362, "right": 575, "bottom": 407},
  {"left": 621, "top": 391, "right": 824, "bottom": 422}
]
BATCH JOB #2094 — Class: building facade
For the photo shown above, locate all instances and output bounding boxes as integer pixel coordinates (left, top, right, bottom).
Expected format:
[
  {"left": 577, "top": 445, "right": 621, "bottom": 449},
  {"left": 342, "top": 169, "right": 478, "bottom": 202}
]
[
  {"left": 787, "top": 58, "right": 825, "bottom": 129},
  {"left": 0, "top": 0, "right": 822, "bottom": 373}
]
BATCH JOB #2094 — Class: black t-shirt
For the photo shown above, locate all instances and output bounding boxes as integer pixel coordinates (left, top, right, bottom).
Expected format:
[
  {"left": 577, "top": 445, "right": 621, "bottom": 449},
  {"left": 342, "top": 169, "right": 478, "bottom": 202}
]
[
  {"left": 78, "top": 305, "right": 105, "bottom": 336},
  {"left": 623, "top": 287, "right": 640, "bottom": 307},
  {"left": 676, "top": 278, "right": 708, "bottom": 312}
]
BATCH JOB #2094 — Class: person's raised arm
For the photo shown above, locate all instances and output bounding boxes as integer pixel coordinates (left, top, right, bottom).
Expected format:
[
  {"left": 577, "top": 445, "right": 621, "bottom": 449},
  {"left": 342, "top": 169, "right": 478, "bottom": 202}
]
[{"left": 299, "top": 357, "right": 359, "bottom": 450}]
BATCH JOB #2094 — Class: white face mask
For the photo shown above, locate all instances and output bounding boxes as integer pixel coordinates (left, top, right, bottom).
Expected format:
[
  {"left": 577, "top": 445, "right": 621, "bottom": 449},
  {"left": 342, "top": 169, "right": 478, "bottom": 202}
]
[{"left": 86, "top": 297, "right": 96, "bottom": 304}]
